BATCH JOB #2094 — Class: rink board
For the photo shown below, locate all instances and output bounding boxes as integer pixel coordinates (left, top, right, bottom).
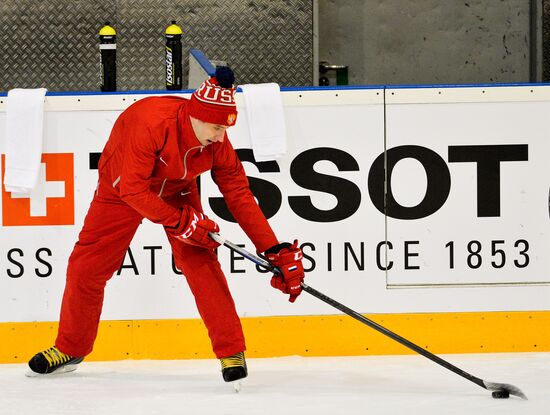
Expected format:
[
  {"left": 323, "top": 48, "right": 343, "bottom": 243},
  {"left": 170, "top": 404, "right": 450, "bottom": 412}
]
[
  {"left": 1, "top": 310, "right": 549, "bottom": 363},
  {"left": 0, "top": 85, "right": 549, "bottom": 362}
]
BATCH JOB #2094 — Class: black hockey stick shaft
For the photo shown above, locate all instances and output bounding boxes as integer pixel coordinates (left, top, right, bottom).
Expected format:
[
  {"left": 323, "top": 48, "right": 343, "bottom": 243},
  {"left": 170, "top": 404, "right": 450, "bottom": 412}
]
[
  {"left": 301, "top": 283, "right": 485, "bottom": 386},
  {"left": 210, "top": 235, "right": 484, "bottom": 385},
  {"left": 210, "top": 233, "right": 527, "bottom": 399},
  {"left": 300, "top": 284, "right": 525, "bottom": 399}
]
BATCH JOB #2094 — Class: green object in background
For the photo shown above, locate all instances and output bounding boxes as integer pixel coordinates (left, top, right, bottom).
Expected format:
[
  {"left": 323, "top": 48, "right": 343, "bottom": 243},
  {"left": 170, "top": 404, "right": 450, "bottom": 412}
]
[
  {"left": 319, "top": 62, "right": 349, "bottom": 86},
  {"left": 335, "top": 66, "right": 348, "bottom": 85}
]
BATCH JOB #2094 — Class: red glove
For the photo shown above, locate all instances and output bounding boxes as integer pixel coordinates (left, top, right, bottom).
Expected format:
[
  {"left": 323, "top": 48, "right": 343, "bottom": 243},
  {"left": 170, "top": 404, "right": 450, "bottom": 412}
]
[
  {"left": 265, "top": 240, "right": 305, "bottom": 303},
  {"left": 168, "top": 205, "right": 220, "bottom": 249}
]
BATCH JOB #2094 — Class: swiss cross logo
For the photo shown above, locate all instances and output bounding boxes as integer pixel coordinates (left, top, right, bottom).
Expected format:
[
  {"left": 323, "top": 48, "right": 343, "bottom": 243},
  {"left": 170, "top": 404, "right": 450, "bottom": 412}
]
[{"left": 1, "top": 153, "right": 74, "bottom": 226}]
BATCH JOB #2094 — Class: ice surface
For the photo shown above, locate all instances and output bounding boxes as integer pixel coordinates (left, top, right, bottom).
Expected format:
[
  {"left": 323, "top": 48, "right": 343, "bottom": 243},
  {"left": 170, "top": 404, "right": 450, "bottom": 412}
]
[{"left": 1, "top": 353, "right": 548, "bottom": 415}]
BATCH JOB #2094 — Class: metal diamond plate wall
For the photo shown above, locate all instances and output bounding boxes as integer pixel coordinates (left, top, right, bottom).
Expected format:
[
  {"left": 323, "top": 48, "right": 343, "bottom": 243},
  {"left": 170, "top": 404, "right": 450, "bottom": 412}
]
[{"left": 0, "top": 0, "right": 313, "bottom": 92}]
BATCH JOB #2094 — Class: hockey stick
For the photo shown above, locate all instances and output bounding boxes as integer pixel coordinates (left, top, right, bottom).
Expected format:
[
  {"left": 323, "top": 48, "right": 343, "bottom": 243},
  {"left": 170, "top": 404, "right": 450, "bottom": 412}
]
[{"left": 210, "top": 232, "right": 527, "bottom": 400}]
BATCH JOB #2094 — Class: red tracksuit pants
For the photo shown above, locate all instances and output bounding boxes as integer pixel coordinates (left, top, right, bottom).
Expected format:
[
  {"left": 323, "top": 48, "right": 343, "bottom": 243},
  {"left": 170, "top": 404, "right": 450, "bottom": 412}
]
[{"left": 55, "top": 191, "right": 245, "bottom": 359}]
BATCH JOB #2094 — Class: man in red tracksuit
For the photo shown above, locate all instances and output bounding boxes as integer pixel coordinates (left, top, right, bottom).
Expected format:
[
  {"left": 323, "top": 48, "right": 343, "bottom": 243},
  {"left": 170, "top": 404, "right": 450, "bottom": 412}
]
[{"left": 28, "top": 67, "right": 305, "bottom": 382}]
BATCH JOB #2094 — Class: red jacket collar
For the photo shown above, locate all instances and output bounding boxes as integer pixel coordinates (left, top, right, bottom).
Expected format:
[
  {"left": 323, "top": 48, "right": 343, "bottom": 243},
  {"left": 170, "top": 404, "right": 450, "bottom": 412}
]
[{"left": 179, "top": 103, "right": 203, "bottom": 149}]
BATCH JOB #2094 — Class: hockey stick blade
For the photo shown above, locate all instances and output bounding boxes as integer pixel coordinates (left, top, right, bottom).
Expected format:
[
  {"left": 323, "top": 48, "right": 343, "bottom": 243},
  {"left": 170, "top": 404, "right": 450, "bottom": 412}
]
[
  {"left": 210, "top": 233, "right": 527, "bottom": 400},
  {"left": 483, "top": 381, "right": 527, "bottom": 400}
]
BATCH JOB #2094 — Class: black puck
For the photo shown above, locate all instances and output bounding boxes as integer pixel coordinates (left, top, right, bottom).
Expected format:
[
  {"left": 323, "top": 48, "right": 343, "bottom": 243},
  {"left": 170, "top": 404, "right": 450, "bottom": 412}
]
[{"left": 492, "top": 390, "right": 510, "bottom": 399}]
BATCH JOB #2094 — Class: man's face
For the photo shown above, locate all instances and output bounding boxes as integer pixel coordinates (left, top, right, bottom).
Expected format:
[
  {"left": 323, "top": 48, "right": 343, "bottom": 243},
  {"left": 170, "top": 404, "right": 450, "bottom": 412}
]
[{"left": 190, "top": 116, "right": 230, "bottom": 146}]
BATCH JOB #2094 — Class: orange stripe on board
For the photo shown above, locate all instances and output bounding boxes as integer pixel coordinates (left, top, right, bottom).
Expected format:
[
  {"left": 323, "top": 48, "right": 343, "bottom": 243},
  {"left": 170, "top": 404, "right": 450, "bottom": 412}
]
[{"left": 1, "top": 311, "right": 548, "bottom": 364}]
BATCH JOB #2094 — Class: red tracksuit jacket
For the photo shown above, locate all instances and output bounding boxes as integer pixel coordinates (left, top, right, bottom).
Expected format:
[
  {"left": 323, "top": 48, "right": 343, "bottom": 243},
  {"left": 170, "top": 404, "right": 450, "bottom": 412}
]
[{"left": 98, "top": 96, "right": 278, "bottom": 252}]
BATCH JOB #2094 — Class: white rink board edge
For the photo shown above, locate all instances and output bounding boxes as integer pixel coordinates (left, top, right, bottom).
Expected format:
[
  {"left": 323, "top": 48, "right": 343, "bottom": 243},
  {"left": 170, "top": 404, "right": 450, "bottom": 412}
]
[{"left": 0, "top": 86, "right": 548, "bottom": 322}]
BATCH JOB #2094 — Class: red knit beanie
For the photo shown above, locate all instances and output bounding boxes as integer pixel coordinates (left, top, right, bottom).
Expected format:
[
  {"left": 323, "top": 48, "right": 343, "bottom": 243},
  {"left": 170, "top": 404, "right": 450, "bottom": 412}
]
[{"left": 188, "top": 67, "right": 238, "bottom": 127}]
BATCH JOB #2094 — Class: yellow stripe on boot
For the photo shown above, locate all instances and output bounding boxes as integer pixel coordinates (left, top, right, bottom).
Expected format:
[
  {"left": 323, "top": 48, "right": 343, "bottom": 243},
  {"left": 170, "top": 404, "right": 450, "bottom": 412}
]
[{"left": 220, "top": 351, "right": 247, "bottom": 382}]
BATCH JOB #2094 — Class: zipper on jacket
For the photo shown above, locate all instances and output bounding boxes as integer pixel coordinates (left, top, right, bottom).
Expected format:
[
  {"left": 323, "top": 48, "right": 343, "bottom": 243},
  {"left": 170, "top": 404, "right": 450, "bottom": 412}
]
[
  {"left": 158, "top": 178, "right": 167, "bottom": 197},
  {"left": 181, "top": 145, "right": 204, "bottom": 180}
]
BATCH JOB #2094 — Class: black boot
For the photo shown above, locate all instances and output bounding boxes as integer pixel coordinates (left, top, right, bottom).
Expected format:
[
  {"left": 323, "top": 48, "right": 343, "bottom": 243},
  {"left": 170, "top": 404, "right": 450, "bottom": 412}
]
[
  {"left": 220, "top": 351, "right": 247, "bottom": 382},
  {"left": 28, "top": 346, "right": 84, "bottom": 374}
]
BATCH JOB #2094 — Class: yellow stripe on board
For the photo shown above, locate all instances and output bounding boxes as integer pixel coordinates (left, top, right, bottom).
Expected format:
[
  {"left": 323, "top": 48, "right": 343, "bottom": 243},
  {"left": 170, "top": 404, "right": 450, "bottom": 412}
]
[{"left": 1, "top": 311, "right": 549, "bottom": 364}]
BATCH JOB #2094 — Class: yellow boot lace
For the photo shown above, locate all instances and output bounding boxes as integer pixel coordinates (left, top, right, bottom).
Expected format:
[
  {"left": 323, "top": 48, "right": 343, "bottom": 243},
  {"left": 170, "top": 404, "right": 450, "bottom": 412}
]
[
  {"left": 42, "top": 346, "right": 72, "bottom": 367},
  {"left": 220, "top": 352, "right": 245, "bottom": 370}
]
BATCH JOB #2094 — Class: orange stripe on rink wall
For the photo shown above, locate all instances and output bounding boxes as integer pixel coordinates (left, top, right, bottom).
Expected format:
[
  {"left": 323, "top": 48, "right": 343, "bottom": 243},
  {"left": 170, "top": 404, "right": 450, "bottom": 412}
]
[{"left": 1, "top": 311, "right": 549, "bottom": 364}]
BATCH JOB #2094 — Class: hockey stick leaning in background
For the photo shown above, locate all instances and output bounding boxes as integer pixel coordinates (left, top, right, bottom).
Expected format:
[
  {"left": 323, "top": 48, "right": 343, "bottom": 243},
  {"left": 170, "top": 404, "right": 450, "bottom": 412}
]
[{"left": 209, "top": 233, "right": 527, "bottom": 400}]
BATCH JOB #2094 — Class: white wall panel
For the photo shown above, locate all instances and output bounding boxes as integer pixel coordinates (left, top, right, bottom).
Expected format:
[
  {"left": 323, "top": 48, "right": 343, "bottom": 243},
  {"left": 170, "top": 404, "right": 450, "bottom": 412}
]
[{"left": 1, "top": 86, "right": 549, "bottom": 323}]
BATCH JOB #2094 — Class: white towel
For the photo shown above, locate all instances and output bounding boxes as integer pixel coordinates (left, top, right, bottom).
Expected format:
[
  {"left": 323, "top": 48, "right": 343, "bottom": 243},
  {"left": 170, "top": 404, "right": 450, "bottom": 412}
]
[
  {"left": 240, "top": 83, "right": 286, "bottom": 162},
  {"left": 4, "top": 88, "right": 47, "bottom": 194}
]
